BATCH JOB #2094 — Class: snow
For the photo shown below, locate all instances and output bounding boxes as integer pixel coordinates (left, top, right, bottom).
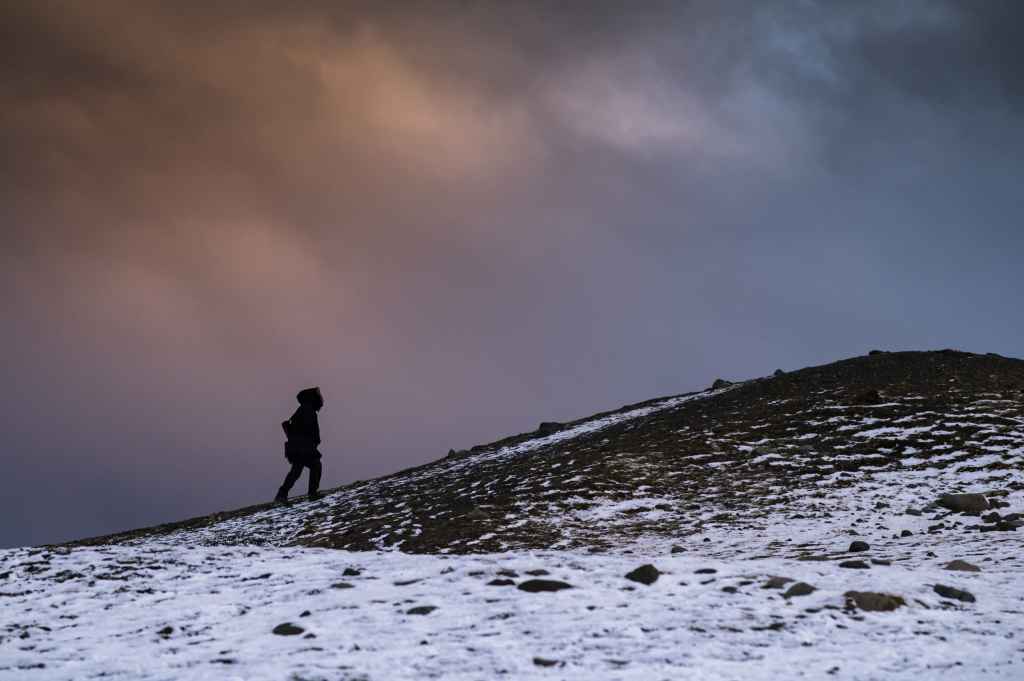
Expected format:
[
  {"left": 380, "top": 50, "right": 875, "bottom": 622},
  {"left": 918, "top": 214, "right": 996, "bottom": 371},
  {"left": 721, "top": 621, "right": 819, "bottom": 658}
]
[{"left": 2, "top": 544, "right": 1021, "bottom": 681}]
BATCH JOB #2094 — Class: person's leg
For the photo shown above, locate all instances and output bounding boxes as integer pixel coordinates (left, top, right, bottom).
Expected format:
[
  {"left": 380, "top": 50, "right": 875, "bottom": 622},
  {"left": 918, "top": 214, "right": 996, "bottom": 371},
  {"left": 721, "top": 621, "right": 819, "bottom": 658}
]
[
  {"left": 277, "top": 460, "right": 304, "bottom": 499},
  {"left": 307, "top": 459, "right": 322, "bottom": 498}
]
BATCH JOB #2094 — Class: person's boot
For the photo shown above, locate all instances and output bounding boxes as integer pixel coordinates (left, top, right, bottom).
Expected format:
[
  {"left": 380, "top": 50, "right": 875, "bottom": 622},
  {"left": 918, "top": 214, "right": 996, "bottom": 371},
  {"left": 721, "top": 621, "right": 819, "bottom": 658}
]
[
  {"left": 307, "top": 490, "right": 322, "bottom": 502},
  {"left": 274, "top": 488, "right": 289, "bottom": 504}
]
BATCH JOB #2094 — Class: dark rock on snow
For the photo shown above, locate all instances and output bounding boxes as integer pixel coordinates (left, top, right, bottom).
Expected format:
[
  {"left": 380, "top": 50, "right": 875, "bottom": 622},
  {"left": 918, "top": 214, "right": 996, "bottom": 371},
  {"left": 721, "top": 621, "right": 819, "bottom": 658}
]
[
  {"left": 933, "top": 585, "right": 976, "bottom": 603},
  {"left": 839, "top": 560, "right": 870, "bottom": 569},
  {"left": 844, "top": 591, "right": 906, "bottom": 612},
  {"left": 406, "top": 606, "right": 438, "bottom": 615},
  {"left": 848, "top": 540, "right": 870, "bottom": 552},
  {"left": 272, "top": 623, "right": 305, "bottom": 636},
  {"left": 783, "top": 582, "right": 816, "bottom": 598},
  {"left": 517, "top": 579, "right": 573, "bottom": 593},
  {"left": 937, "top": 493, "right": 990, "bottom": 514},
  {"left": 944, "top": 560, "right": 981, "bottom": 573},
  {"left": 624, "top": 564, "right": 661, "bottom": 586}
]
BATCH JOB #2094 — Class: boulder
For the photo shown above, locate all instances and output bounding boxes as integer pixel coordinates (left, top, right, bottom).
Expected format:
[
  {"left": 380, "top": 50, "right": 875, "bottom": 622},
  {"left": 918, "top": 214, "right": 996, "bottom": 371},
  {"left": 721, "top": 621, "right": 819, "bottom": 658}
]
[
  {"left": 783, "top": 582, "right": 816, "bottom": 598},
  {"left": 406, "top": 605, "right": 438, "bottom": 615},
  {"left": 272, "top": 623, "right": 305, "bottom": 636},
  {"left": 762, "top": 576, "right": 794, "bottom": 590},
  {"left": 854, "top": 389, "right": 883, "bottom": 405},
  {"left": 517, "top": 579, "right": 573, "bottom": 593},
  {"left": 773, "top": 369, "right": 785, "bottom": 377},
  {"left": 943, "top": 560, "right": 981, "bottom": 573},
  {"left": 624, "top": 564, "right": 660, "bottom": 586},
  {"left": 848, "top": 540, "right": 870, "bottom": 552},
  {"left": 839, "top": 560, "right": 870, "bottom": 569},
  {"left": 933, "top": 585, "right": 975, "bottom": 603},
  {"left": 711, "top": 379, "right": 733, "bottom": 390},
  {"left": 536, "top": 422, "right": 563, "bottom": 437},
  {"left": 937, "top": 493, "right": 990, "bottom": 514},
  {"left": 844, "top": 591, "right": 905, "bottom": 612}
]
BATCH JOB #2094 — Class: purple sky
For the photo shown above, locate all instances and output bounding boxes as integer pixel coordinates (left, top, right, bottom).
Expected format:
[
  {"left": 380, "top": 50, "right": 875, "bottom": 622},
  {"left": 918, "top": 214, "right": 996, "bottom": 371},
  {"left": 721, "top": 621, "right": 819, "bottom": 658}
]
[{"left": 2, "top": 1, "right": 1023, "bottom": 547}]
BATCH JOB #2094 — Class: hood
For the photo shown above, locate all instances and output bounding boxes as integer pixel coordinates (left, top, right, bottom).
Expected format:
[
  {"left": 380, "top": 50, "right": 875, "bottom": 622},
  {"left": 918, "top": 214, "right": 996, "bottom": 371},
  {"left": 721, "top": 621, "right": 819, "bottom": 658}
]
[{"left": 296, "top": 387, "right": 323, "bottom": 410}]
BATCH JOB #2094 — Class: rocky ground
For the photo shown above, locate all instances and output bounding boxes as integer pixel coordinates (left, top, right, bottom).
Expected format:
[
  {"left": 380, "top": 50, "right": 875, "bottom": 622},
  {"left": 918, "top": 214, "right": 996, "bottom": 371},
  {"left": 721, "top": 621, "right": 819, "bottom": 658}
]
[{"left": 2, "top": 349, "right": 1022, "bottom": 679}]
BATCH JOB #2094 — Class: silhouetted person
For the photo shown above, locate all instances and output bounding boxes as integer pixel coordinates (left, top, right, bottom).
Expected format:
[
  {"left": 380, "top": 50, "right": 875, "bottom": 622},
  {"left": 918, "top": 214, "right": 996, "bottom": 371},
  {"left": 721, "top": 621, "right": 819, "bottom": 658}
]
[{"left": 276, "top": 387, "right": 324, "bottom": 503}]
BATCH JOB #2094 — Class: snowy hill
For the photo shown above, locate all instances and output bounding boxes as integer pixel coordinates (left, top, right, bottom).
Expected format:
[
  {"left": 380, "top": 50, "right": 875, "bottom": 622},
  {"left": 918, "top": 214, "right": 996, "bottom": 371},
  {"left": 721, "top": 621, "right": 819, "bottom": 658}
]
[{"left": 2, "top": 349, "right": 1023, "bottom": 679}]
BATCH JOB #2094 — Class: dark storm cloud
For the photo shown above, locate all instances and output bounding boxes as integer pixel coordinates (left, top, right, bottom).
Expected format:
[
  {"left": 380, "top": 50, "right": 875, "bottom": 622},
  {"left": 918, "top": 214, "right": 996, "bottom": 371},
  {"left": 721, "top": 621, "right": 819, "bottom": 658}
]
[{"left": 2, "top": 1, "right": 1022, "bottom": 547}]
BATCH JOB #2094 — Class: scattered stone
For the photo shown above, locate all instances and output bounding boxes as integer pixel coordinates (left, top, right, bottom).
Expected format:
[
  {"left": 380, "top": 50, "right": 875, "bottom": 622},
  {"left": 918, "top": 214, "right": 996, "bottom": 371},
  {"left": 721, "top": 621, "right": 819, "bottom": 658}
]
[
  {"left": 868, "top": 350, "right": 886, "bottom": 356},
  {"left": 406, "top": 606, "right": 438, "bottom": 615},
  {"left": 901, "top": 530, "right": 913, "bottom": 537},
  {"left": 671, "top": 545, "right": 685, "bottom": 554},
  {"left": 933, "top": 585, "right": 975, "bottom": 603},
  {"left": 839, "top": 560, "right": 870, "bottom": 569},
  {"left": 981, "top": 511, "right": 1002, "bottom": 524},
  {"left": 330, "top": 582, "right": 354, "bottom": 589},
  {"left": 783, "top": 582, "right": 816, "bottom": 598},
  {"left": 721, "top": 586, "right": 738, "bottom": 594},
  {"left": 496, "top": 569, "right": 518, "bottom": 578},
  {"left": 465, "top": 508, "right": 489, "bottom": 522},
  {"left": 517, "top": 579, "right": 573, "bottom": 593},
  {"left": 157, "top": 626, "right": 174, "bottom": 637},
  {"left": 905, "top": 508, "right": 923, "bottom": 517},
  {"left": 937, "top": 493, "right": 990, "bottom": 515},
  {"left": 694, "top": 568, "right": 717, "bottom": 574},
  {"left": 844, "top": 591, "right": 905, "bottom": 612},
  {"left": 979, "top": 522, "right": 1019, "bottom": 532},
  {"left": 342, "top": 567, "right": 361, "bottom": 577},
  {"left": 487, "top": 578, "right": 516, "bottom": 587},
  {"left": 848, "top": 541, "right": 870, "bottom": 552},
  {"left": 944, "top": 560, "right": 981, "bottom": 573},
  {"left": 712, "top": 379, "right": 733, "bottom": 389},
  {"left": 624, "top": 564, "right": 660, "bottom": 586},
  {"left": 524, "top": 569, "right": 550, "bottom": 576},
  {"left": 773, "top": 369, "right": 785, "bottom": 377},
  {"left": 870, "top": 559, "right": 891, "bottom": 566},
  {"left": 299, "top": 610, "right": 311, "bottom": 618},
  {"left": 762, "top": 576, "right": 794, "bottom": 589},
  {"left": 533, "top": 657, "right": 562, "bottom": 668},
  {"left": 272, "top": 623, "right": 305, "bottom": 636}
]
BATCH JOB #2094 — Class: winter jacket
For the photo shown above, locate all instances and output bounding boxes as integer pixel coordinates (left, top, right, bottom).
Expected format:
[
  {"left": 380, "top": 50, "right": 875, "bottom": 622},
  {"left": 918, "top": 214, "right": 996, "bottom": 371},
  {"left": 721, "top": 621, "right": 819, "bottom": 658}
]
[{"left": 284, "top": 387, "right": 323, "bottom": 462}]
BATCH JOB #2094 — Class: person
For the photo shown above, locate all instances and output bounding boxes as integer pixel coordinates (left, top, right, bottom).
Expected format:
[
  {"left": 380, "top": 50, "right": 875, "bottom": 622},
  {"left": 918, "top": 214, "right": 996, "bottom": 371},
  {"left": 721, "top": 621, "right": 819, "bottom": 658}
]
[{"left": 276, "top": 386, "right": 324, "bottom": 503}]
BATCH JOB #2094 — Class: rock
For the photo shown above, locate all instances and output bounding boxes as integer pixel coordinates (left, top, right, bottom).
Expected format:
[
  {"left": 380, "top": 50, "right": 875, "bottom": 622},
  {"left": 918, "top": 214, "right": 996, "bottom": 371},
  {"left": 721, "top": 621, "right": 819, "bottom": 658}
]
[
  {"left": 517, "top": 579, "right": 573, "bottom": 593},
  {"left": 157, "top": 626, "right": 174, "bottom": 637},
  {"left": 937, "top": 493, "right": 990, "bottom": 515},
  {"left": 694, "top": 568, "right": 717, "bottom": 574},
  {"left": 536, "top": 422, "right": 563, "bottom": 436},
  {"left": 524, "top": 569, "right": 549, "bottom": 576},
  {"left": 624, "top": 564, "right": 660, "bottom": 586},
  {"left": 487, "top": 578, "right": 515, "bottom": 586},
  {"left": 670, "top": 545, "right": 685, "bottom": 554},
  {"left": 839, "top": 560, "right": 870, "bottom": 569},
  {"left": 299, "top": 610, "right": 311, "bottom": 617},
  {"left": 978, "top": 522, "right": 1018, "bottom": 532},
  {"left": 712, "top": 379, "right": 733, "bottom": 390},
  {"left": 406, "top": 606, "right": 438, "bottom": 615},
  {"left": 868, "top": 350, "right": 886, "bottom": 356},
  {"left": 762, "top": 576, "right": 794, "bottom": 590},
  {"left": 900, "top": 530, "right": 913, "bottom": 537},
  {"left": 783, "top": 582, "right": 816, "bottom": 598},
  {"left": 272, "top": 623, "right": 305, "bottom": 636},
  {"left": 848, "top": 540, "right": 870, "bottom": 552},
  {"left": 905, "top": 508, "right": 923, "bottom": 516},
  {"left": 854, "top": 389, "right": 883, "bottom": 405},
  {"left": 870, "top": 559, "right": 891, "bottom": 566},
  {"left": 342, "top": 568, "right": 361, "bottom": 577},
  {"left": 330, "top": 582, "right": 354, "bottom": 589},
  {"left": 533, "top": 658, "right": 562, "bottom": 668},
  {"left": 465, "top": 508, "right": 490, "bottom": 522},
  {"left": 944, "top": 560, "right": 981, "bottom": 572},
  {"left": 981, "top": 511, "right": 1002, "bottom": 523},
  {"left": 844, "top": 591, "right": 905, "bottom": 612},
  {"left": 773, "top": 369, "right": 785, "bottom": 377},
  {"left": 933, "top": 585, "right": 975, "bottom": 603}
]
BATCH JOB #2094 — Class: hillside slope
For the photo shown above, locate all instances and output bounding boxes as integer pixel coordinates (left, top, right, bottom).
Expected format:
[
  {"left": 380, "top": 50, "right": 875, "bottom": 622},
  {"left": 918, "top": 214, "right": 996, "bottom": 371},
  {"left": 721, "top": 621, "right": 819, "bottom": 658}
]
[{"left": 72, "top": 349, "right": 1024, "bottom": 561}]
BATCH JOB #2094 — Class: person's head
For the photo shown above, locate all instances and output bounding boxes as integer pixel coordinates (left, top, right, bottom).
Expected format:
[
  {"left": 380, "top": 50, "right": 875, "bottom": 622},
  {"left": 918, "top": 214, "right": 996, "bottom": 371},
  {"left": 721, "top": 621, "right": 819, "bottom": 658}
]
[{"left": 297, "top": 386, "right": 324, "bottom": 411}]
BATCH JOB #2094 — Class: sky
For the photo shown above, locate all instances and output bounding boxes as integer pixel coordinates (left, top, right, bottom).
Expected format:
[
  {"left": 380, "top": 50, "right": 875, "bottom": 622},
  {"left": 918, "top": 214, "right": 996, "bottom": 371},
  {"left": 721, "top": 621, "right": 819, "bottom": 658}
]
[{"left": 2, "top": 1, "right": 1022, "bottom": 548}]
